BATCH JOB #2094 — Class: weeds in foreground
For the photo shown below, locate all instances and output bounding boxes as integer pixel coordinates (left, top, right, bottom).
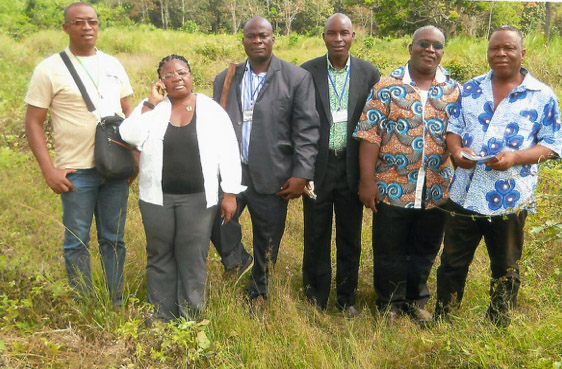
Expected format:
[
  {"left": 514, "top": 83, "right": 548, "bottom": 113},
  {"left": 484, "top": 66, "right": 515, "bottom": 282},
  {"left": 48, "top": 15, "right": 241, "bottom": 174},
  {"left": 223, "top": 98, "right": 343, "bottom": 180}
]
[
  {"left": 1, "top": 30, "right": 562, "bottom": 368},
  {"left": 1, "top": 150, "right": 561, "bottom": 368}
]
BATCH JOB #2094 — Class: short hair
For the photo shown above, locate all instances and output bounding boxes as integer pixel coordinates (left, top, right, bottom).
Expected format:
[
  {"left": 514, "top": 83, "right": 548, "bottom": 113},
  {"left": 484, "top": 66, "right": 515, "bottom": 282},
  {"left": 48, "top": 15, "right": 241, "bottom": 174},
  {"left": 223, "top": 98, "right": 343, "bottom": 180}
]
[
  {"left": 412, "top": 25, "right": 445, "bottom": 43},
  {"left": 64, "top": 2, "right": 96, "bottom": 22},
  {"left": 157, "top": 54, "right": 191, "bottom": 78},
  {"left": 489, "top": 25, "right": 524, "bottom": 47}
]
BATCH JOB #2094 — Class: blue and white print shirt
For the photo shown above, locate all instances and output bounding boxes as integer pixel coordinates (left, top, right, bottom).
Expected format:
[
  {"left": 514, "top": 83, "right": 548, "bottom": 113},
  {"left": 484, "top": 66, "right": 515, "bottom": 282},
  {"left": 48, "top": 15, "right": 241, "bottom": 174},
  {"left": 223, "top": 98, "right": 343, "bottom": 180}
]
[{"left": 447, "top": 69, "right": 562, "bottom": 215}]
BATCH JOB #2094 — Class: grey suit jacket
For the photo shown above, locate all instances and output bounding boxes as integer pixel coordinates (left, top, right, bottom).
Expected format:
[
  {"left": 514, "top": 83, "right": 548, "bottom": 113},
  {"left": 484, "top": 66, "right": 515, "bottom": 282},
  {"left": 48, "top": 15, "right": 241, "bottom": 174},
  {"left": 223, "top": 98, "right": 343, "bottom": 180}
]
[
  {"left": 213, "top": 55, "right": 320, "bottom": 195},
  {"left": 301, "top": 55, "right": 379, "bottom": 191}
]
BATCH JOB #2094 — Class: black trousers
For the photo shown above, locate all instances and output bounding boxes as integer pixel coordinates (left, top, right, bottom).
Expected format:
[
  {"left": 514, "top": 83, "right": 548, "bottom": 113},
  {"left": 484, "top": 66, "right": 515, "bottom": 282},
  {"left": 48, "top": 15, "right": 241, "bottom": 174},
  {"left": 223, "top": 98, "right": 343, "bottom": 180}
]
[
  {"left": 372, "top": 202, "right": 446, "bottom": 311},
  {"left": 435, "top": 200, "right": 527, "bottom": 316},
  {"left": 211, "top": 192, "right": 251, "bottom": 271},
  {"left": 212, "top": 164, "right": 288, "bottom": 298},
  {"left": 302, "top": 151, "right": 363, "bottom": 309}
]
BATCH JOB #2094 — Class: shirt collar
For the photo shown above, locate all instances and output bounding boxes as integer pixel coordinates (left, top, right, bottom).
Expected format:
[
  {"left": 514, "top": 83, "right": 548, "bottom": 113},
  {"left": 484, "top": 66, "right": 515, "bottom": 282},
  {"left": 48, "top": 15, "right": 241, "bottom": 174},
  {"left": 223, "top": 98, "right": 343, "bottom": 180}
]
[
  {"left": 244, "top": 60, "right": 267, "bottom": 76},
  {"left": 484, "top": 67, "right": 542, "bottom": 92},
  {"left": 402, "top": 62, "right": 447, "bottom": 85},
  {"left": 326, "top": 54, "right": 351, "bottom": 72}
]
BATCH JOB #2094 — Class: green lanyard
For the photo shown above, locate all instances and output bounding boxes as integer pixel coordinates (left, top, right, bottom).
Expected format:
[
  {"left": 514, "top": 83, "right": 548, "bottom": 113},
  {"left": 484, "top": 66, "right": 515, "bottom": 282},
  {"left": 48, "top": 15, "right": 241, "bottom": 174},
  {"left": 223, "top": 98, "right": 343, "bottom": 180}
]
[{"left": 70, "top": 50, "right": 103, "bottom": 99}]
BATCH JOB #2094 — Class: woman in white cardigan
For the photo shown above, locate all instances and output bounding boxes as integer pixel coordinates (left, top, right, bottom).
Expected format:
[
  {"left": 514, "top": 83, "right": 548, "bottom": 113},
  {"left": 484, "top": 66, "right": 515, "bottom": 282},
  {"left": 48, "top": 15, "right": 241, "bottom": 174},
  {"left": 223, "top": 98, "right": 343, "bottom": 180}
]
[{"left": 120, "top": 55, "right": 245, "bottom": 321}]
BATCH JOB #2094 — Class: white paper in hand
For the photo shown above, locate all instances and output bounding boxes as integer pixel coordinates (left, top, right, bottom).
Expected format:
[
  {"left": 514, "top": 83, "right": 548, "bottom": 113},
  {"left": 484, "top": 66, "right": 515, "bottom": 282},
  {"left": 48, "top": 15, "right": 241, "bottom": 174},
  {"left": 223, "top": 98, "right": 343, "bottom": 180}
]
[{"left": 460, "top": 151, "right": 498, "bottom": 163}]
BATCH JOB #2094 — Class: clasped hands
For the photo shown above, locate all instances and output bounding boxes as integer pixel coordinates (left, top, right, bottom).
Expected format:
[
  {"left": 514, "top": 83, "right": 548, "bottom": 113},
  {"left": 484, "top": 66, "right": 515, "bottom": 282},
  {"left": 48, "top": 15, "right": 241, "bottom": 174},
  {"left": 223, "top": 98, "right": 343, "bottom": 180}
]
[{"left": 276, "top": 177, "right": 308, "bottom": 200}]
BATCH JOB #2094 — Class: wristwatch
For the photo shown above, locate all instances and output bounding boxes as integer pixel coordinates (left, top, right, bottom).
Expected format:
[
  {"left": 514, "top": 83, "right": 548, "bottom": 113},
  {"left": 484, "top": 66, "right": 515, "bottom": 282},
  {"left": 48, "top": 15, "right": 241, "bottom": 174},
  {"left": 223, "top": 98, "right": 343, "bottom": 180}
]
[{"left": 143, "top": 101, "right": 155, "bottom": 110}]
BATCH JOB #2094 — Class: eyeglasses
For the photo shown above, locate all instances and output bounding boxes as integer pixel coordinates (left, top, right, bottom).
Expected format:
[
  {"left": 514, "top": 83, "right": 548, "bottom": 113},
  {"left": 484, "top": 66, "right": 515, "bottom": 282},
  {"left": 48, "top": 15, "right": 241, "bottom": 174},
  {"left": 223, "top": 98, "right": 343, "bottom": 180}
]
[
  {"left": 161, "top": 69, "right": 191, "bottom": 81},
  {"left": 417, "top": 40, "right": 444, "bottom": 50},
  {"left": 67, "top": 19, "right": 99, "bottom": 27}
]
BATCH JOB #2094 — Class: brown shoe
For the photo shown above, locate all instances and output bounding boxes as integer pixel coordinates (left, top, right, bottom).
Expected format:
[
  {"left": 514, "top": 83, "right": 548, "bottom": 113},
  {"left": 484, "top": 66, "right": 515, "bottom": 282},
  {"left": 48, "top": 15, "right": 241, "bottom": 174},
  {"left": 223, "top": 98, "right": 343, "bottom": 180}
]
[{"left": 407, "top": 307, "right": 433, "bottom": 327}]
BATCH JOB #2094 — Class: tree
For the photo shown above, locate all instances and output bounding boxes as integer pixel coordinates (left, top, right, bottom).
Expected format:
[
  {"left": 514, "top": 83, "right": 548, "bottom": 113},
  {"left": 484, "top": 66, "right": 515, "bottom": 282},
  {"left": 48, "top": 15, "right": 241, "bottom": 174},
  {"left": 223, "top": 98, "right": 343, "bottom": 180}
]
[
  {"left": 545, "top": 2, "right": 552, "bottom": 42},
  {"left": 278, "top": 0, "right": 306, "bottom": 34},
  {"left": 292, "top": 0, "right": 333, "bottom": 34}
]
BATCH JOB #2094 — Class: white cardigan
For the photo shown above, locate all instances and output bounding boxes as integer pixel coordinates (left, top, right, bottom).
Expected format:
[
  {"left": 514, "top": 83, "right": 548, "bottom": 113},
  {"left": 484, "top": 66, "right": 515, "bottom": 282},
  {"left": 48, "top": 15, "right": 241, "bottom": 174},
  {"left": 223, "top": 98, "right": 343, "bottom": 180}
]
[{"left": 120, "top": 93, "right": 245, "bottom": 207}]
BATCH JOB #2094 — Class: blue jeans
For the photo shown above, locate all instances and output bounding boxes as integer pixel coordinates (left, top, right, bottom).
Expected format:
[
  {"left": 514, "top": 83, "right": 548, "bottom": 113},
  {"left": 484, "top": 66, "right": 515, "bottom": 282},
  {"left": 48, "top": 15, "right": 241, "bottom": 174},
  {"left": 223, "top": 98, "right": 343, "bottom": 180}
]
[{"left": 61, "top": 168, "right": 128, "bottom": 304}]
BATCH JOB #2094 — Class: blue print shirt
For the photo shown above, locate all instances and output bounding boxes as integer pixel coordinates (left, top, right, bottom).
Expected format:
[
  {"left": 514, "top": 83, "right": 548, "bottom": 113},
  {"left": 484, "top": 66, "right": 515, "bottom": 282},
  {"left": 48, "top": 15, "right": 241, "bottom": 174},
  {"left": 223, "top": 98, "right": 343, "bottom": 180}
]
[{"left": 447, "top": 69, "right": 562, "bottom": 215}]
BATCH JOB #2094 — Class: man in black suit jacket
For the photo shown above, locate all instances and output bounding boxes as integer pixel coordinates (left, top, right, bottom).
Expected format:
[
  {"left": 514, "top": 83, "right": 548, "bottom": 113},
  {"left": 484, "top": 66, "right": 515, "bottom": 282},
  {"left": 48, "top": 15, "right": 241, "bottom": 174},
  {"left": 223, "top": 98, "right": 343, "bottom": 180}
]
[
  {"left": 300, "top": 13, "right": 379, "bottom": 316},
  {"left": 211, "top": 16, "right": 319, "bottom": 301}
]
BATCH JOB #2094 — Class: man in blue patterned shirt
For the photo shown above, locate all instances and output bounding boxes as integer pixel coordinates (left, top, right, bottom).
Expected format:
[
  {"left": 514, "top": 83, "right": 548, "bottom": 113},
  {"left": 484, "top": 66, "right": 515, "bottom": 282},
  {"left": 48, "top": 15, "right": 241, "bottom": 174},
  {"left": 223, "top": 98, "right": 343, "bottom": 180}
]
[{"left": 434, "top": 26, "right": 562, "bottom": 327}]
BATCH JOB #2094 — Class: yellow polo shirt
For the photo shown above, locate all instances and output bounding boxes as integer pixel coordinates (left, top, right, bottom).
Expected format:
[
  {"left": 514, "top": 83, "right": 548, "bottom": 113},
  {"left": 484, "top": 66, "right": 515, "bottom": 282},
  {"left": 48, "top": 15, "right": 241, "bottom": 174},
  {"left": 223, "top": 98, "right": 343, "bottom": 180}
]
[{"left": 25, "top": 48, "right": 133, "bottom": 169}]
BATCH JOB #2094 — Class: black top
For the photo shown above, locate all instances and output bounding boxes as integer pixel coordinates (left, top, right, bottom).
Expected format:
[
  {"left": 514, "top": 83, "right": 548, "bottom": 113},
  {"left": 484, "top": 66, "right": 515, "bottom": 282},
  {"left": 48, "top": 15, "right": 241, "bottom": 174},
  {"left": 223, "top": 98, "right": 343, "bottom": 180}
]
[{"left": 162, "top": 112, "right": 205, "bottom": 194}]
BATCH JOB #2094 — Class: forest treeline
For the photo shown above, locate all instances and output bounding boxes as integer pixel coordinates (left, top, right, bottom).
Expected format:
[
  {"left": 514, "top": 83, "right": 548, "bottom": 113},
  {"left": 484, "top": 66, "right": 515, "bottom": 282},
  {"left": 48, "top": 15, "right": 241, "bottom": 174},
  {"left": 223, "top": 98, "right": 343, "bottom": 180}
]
[{"left": 1, "top": 0, "right": 561, "bottom": 38}]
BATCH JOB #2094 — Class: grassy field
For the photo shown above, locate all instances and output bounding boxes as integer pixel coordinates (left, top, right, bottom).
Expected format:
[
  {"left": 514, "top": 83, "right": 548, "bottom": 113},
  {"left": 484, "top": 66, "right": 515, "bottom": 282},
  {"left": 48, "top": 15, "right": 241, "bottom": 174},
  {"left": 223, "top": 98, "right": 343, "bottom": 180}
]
[{"left": 0, "top": 29, "right": 561, "bottom": 368}]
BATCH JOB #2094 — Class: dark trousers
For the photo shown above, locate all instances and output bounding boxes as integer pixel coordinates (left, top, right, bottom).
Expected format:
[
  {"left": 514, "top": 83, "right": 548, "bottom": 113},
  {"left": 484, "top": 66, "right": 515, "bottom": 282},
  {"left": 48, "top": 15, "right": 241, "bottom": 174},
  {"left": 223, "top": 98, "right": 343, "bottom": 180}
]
[
  {"left": 211, "top": 192, "right": 251, "bottom": 271},
  {"left": 435, "top": 200, "right": 527, "bottom": 316},
  {"left": 372, "top": 202, "right": 446, "bottom": 312},
  {"left": 212, "top": 164, "right": 288, "bottom": 298},
  {"left": 140, "top": 193, "right": 216, "bottom": 321},
  {"left": 302, "top": 151, "right": 363, "bottom": 309}
]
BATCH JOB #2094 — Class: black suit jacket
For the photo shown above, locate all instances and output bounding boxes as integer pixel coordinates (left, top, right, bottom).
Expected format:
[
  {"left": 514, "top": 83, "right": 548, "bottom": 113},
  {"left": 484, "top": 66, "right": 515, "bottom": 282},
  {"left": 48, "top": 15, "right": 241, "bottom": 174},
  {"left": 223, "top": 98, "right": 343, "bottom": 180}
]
[
  {"left": 213, "top": 55, "right": 320, "bottom": 195},
  {"left": 301, "top": 55, "right": 379, "bottom": 191}
]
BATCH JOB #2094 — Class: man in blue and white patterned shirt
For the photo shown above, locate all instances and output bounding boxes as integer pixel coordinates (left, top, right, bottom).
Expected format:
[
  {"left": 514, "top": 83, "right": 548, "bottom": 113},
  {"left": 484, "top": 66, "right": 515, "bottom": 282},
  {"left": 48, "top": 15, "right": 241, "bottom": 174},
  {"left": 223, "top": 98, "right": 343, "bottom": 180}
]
[{"left": 434, "top": 25, "right": 561, "bottom": 327}]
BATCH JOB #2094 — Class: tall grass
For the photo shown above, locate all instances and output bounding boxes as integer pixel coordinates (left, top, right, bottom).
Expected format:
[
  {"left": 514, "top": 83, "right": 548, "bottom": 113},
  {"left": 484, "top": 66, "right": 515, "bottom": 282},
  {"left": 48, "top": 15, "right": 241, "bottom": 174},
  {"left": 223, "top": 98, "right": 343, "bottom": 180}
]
[{"left": 0, "top": 29, "right": 561, "bottom": 368}]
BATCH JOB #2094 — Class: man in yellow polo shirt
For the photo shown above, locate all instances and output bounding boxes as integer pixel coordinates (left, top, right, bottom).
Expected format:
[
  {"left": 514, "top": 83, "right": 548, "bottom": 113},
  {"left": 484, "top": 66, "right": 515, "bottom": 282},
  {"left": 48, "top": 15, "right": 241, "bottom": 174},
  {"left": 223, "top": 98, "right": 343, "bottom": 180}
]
[{"left": 24, "top": 2, "right": 133, "bottom": 305}]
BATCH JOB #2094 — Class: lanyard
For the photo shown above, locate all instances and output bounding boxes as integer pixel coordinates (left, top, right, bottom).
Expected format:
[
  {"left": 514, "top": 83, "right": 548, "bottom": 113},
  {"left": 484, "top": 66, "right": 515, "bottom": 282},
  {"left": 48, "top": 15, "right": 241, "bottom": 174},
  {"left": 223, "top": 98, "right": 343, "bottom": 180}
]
[
  {"left": 70, "top": 50, "right": 102, "bottom": 99},
  {"left": 327, "top": 66, "right": 350, "bottom": 111},
  {"left": 248, "top": 65, "right": 266, "bottom": 103}
]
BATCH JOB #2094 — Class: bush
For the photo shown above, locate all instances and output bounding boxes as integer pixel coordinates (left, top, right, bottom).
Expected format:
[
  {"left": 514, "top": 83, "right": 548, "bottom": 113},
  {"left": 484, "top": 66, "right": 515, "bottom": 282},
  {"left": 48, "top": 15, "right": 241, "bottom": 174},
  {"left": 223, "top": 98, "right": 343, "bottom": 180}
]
[
  {"left": 181, "top": 20, "right": 199, "bottom": 34},
  {"left": 363, "top": 36, "right": 375, "bottom": 49}
]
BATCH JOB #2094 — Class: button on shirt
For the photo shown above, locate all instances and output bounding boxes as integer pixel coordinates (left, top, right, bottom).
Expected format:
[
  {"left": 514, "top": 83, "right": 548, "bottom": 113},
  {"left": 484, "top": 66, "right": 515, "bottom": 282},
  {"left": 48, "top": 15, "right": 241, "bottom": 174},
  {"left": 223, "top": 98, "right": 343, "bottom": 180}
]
[
  {"left": 327, "top": 54, "right": 350, "bottom": 150},
  {"left": 240, "top": 61, "right": 267, "bottom": 163},
  {"left": 353, "top": 64, "right": 461, "bottom": 209},
  {"left": 447, "top": 69, "right": 562, "bottom": 215}
]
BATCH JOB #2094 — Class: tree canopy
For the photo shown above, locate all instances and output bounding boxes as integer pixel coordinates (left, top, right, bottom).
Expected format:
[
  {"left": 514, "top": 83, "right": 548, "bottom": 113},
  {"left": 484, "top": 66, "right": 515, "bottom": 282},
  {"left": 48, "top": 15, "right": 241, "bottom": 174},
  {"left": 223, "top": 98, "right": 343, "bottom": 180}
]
[{"left": 1, "top": 0, "right": 560, "bottom": 38}]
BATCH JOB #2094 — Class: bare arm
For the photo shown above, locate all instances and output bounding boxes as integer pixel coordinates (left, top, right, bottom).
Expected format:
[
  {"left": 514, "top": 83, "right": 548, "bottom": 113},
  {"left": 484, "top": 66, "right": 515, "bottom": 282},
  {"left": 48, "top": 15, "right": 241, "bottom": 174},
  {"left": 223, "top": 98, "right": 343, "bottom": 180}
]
[
  {"left": 120, "top": 96, "right": 132, "bottom": 117},
  {"left": 358, "top": 141, "right": 380, "bottom": 212},
  {"left": 488, "top": 145, "right": 556, "bottom": 171},
  {"left": 25, "top": 105, "right": 75, "bottom": 193},
  {"left": 446, "top": 133, "right": 477, "bottom": 170}
]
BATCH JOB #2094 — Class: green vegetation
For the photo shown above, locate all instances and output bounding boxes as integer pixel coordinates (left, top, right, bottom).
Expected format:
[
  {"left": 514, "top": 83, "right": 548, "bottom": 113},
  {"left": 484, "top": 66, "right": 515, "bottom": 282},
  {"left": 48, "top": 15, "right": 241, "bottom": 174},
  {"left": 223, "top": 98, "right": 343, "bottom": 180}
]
[
  {"left": 2, "top": 0, "right": 562, "bottom": 39},
  {"left": 0, "top": 29, "right": 561, "bottom": 368}
]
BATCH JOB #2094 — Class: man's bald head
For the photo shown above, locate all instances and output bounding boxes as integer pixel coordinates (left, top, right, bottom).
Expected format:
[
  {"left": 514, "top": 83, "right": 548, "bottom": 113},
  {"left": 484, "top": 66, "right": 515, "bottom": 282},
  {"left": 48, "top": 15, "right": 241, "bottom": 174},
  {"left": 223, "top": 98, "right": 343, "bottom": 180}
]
[
  {"left": 243, "top": 16, "right": 273, "bottom": 34},
  {"left": 412, "top": 25, "right": 445, "bottom": 44},
  {"left": 324, "top": 13, "right": 352, "bottom": 33},
  {"left": 242, "top": 16, "right": 275, "bottom": 67},
  {"left": 323, "top": 13, "right": 355, "bottom": 66}
]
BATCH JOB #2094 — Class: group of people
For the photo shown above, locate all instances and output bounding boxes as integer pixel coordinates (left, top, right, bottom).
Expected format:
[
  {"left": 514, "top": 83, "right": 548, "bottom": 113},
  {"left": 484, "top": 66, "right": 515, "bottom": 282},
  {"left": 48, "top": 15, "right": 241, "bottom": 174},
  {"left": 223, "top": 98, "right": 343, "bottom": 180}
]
[{"left": 25, "top": 2, "right": 561, "bottom": 327}]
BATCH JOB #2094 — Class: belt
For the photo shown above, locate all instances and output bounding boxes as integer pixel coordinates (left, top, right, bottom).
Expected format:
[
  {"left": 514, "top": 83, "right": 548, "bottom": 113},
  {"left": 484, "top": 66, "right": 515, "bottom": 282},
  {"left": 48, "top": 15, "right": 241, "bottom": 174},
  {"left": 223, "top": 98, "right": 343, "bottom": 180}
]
[{"left": 328, "top": 148, "right": 346, "bottom": 157}]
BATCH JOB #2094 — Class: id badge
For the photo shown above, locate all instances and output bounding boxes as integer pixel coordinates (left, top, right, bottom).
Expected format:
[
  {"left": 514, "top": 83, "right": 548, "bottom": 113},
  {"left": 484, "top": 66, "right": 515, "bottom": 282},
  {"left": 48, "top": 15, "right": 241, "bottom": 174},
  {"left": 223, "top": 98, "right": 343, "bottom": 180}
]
[
  {"left": 332, "top": 109, "right": 347, "bottom": 124},
  {"left": 243, "top": 110, "right": 253, "bottom": 121}
]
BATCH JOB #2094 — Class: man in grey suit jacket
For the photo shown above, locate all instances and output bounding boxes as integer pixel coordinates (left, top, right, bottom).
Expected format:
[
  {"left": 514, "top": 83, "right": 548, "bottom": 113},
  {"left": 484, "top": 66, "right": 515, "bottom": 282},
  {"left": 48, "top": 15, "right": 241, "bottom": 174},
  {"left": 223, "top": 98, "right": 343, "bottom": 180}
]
[
  {"left": 301, "top": 13, "right": 379, "bottom": 316},
  {"left": 211, "top": 16, "right": 320, "bottom": 301}
]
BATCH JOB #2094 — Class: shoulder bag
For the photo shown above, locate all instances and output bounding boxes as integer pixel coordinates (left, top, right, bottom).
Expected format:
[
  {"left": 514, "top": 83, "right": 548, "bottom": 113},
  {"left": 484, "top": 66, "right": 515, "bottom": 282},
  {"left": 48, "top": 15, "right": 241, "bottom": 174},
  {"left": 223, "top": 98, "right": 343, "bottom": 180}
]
[{"left": 59, "top": 51, "right": 135, "bottom": 180}]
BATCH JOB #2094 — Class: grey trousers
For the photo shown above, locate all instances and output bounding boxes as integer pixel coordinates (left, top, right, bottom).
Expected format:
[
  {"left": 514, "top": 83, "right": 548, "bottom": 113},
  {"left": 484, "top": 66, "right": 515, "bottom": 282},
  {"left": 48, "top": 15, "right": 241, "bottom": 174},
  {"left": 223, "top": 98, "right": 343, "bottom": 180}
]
[{"left": 140, "top": 192, "right": 216, "bottom": 321}]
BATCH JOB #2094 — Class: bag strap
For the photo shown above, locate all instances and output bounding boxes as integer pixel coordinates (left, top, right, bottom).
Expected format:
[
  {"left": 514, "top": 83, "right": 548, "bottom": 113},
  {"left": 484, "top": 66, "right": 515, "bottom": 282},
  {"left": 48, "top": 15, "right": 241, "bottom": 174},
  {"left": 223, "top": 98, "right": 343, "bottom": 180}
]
[
  {"left": 219, "top": 62, "right": 237, "bottom": 109},
  {"left": 59, "top": 51, "right": 96, "bottom": 113}
]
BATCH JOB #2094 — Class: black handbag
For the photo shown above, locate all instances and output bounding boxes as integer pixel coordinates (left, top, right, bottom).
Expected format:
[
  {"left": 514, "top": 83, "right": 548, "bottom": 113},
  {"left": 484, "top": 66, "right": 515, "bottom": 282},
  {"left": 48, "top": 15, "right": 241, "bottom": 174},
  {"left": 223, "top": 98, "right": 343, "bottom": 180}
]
[
  {"left": 59, "top": 51, "right": 135, "bottom": 180},
  {"left": 94, "top": 115, "right": 135, "bottom": 180}
]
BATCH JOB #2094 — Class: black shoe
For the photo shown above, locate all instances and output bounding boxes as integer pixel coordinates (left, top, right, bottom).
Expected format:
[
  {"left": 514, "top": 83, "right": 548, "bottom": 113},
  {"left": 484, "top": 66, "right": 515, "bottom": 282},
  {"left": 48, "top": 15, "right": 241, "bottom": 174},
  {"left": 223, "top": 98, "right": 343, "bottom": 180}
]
[
  {"left": 486, "top": 305, "right": 511, "bottom": 328},
  {"left": 224, "top": 255, "right": 254, "bottom": 282}
]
